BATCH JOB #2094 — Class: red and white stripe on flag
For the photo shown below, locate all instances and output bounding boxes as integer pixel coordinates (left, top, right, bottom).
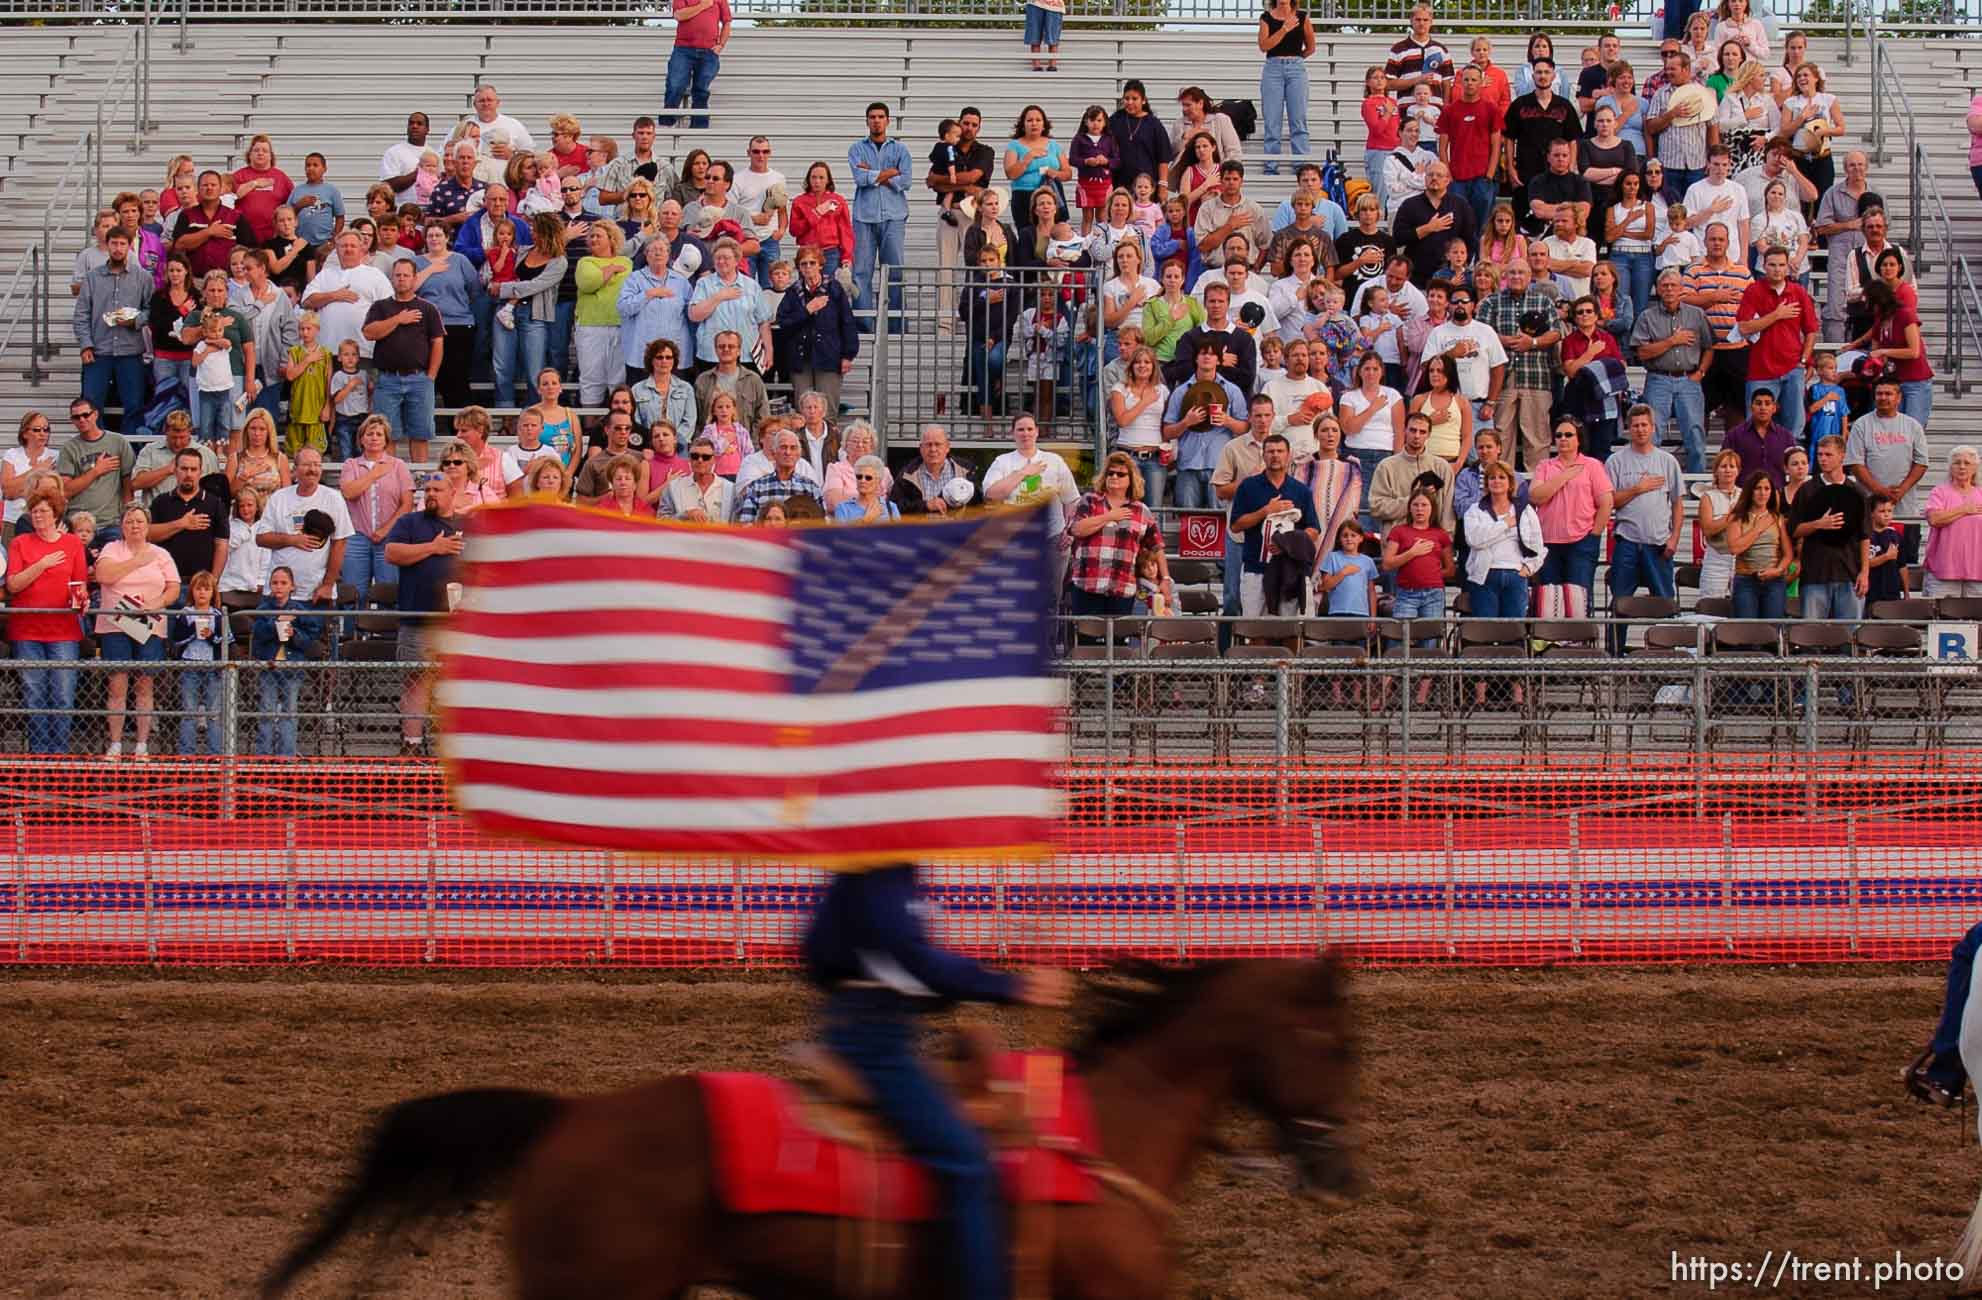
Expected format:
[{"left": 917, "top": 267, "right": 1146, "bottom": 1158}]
[{"left": 434, "top": 503, "right": 1065, "bottom": 866}]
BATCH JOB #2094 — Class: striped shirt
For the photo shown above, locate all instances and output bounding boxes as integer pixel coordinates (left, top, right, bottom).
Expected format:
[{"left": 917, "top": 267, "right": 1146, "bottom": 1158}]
[
  {"left": 1682, "top": 258, "right": 1753, "bottom": 346},
  {"left": 1645, "top": 85, "right": 1710, "bottom": 170}
]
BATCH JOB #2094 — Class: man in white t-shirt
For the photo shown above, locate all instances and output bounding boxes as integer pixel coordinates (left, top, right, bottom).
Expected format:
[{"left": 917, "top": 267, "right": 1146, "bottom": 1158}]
[
  {"left": 729, "top": 134, "right": 789, "bottom": 283},
  {"left": 1681, "top": 145, "right": 1752, "bottom": 255},
  {"left": 300, "top": 230, "right": 393, "bottom": 360},
  {"left": 1541, "top": 210, "right": 1598, "bottom": 300},
  {"left": 470, "top": 85, "right": 535, "bottom": 157},
  {"left": 1263, "top": 338, "right": 1331, "bottom": 459},
  {"left": 1193, "top": 243, "right": 1280, "bottom": 340},
  {"left": 253, "top": 447, "right": 355, "bottom": 603},
  {"left": 1418, "top": 283, "right": 1508, "bottom": 417},
  {"left": 379, "top": 112, "right": 431, "bottom": 206}
]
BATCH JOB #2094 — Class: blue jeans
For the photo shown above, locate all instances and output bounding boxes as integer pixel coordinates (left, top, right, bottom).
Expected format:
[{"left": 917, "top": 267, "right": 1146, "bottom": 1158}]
[
  {"left": 1170, "top": 468, "right": 1214, "bottom": 511},
  {"left": 1467, "top": 568, "right": 1530, "bottom": 619},
  {"left": 1607, "top": 537, "right": 1676, "bottom": 651},
  {"left": 330, "top": 413, "right": 365, "bottom": 462},
  {"left": 1731, "top": 572, "right": 1787, "bottom": 619},
  {"left": 195, "top": 384, "right": 236, "bottom": 444},
  {"left": 1451, "top": 177, "right": 1498, "bottom": 248},
  {"left": 1350, "top": 447, "right": 1388, "bottom": 529},
  {"left": 1801, "top": 580, "right": 1862, "bottom": 623},
  {"left": 1901, "top": 378, "right": 1934, "bottom": 429},
  {"left": 1927, "top": 922, "right": 1982, "bottom": 1091},
  {"left": 1537, "top": 532, "right": 1600, "bottom": 602},
  {"left": 250, "top": 375, "right": 285, "bottom": 423},
  {"left": 1129, "top": 454, "right": 1168, "bottom": 511},
  {"left": 1642, "top": 371, "right": 1707, "bottom": 472},
  {"left": 178, "top": 665, "right": 222, "bottom": 755},
  {"left": 661, "top": 45, "right": 720, "bottom": 130},
  {"left": 824, "top": 1008, "right": 1003, "bottom": 1300},
  {"left": 257, "top": 670, "right": 303, "bottom": 757},
  {"left": 152, "top": 356, "right": 195, "bottom": 423},
  {"left": 496, "top": 310, "right": 553, "bottom": 406},
  {"left": 1363, "top": 149, "right": 1390, "bottom": 215},
  {"left": 16, "top": 639, "right": 81, "bottom": 754},
  {"left": 341, "top": 532, "right": 398, "bottom": 601},
  {"left": 1746, "top": 366, "right": 1805, "bottom": 448},
  {"left": 373, "top": 371, "right": 436, "bottom": 451},
  {"left": 747, "top": 237, "right": 782, "bottom": 287},
  {"left": 1614, "top": 250, "right": 1656, "bottom": 319},
  {"left": 1388, "top": 585, "right": 1445, "bottom": 648},
  {"left": 1022, "top": 1, "right": 1063, "bottom": 46},
  {"left": 1221, "top": 534, "right": 1242, "bottom": 615},
  {"left": 1259, "top": 57, "right": 1310, "bottom": 173},
  {"left": 551, "top": 298, "right": 577, "bottom": 379},
  {"left": 82, "top": 353, "right": 147, "bottom": 432},
  {"left": 853, "top": 218, "right": 906, "bottom": 319},
  {"left": 1662, "top": 167, "right": 1703, "bottom": 203},
  {"left": 967, "top": 340, "right": 1006, "bottom": 411}
]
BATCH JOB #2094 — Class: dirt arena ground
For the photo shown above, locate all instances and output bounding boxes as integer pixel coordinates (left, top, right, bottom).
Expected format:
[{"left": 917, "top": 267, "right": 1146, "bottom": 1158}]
[{"left": 2, "top": 965, "right": 1977, "bottom": 1299}]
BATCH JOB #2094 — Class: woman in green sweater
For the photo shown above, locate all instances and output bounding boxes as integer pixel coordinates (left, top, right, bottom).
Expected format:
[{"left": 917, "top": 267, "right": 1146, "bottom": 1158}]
[{"left": 574, "top": 221, "right": 633, "bottom": 406}]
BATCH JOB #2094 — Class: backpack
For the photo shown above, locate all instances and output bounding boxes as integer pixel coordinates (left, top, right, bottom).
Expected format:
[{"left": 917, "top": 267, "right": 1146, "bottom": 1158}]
[
  {"left": 1217, "top": 98, "right": 1258, "bottom": 141},
  {"left": 1319, "top": 154, "right": 1348, "bottom": 211}
]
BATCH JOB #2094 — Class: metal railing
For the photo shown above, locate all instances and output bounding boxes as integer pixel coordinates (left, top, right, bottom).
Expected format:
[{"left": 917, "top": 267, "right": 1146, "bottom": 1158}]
[
  {"left": 1867, "top": 23, "right": 1982, "bottom": 397},
  {"left": 0, "top": 8, "right": 155, "bottom": 386}
]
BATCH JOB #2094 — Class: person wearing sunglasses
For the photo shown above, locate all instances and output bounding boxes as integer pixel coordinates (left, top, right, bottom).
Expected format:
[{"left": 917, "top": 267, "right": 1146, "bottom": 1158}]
[
  {"left": 658, "top": 434, "right": 736, "bottom": 523},
  {"left": 3, "top": 412, "right": 61, "bottom": 544},
  {"left": 830, "top": 455, "right": 900, "bottom": 524},
  {"left": 1527, "top": 416, "right": 1614, "bottom": 618}
]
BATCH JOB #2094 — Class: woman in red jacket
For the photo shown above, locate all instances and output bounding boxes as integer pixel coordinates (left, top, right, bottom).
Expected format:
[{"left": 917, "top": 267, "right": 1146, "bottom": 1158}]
[
  {"left": 788, "top": 162, "right": 855, "bottom": 277},
  {"left": 5, "top": 484, "right": 90, "bottom": 754}
]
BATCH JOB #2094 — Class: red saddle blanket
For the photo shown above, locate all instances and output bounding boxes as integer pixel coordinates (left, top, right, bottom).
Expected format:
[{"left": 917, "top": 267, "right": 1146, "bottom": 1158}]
[{"left": 700, "top": 1051, "right": 1102, "bottom": 1220}]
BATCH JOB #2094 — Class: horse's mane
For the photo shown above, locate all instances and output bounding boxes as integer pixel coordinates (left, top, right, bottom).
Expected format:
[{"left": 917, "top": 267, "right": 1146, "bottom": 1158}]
[{"left": 1070, "top": 960, "right": 1236, "bottom": 1067}]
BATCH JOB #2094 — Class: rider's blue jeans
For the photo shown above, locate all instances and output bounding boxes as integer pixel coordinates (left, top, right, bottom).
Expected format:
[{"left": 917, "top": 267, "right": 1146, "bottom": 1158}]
[
  {"left": 824, "top": 1006, "right": 1004, "bottom": 1300},
  {"left": 1927, "top": 921, "right": 1982, "bottom": 1090}
]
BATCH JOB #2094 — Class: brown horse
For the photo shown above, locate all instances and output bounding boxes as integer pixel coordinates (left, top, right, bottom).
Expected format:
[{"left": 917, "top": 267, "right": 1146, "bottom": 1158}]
[{"left": 262, "top": 959, "right": 1358, "bottom": 1299}]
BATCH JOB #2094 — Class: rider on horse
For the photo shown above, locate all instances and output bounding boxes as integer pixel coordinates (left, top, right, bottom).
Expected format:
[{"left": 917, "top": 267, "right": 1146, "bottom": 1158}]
[{"left": 804, "top": 861, "right": 1070, "bottom": 1300}]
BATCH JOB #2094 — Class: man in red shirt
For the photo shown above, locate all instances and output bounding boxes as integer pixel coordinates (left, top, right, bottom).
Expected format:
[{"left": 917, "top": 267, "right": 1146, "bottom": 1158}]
[
  {"left": 1436, "top": 64, "right": 1502, "bottom": 247},
  {"left": 168, "top": 170, "right": 238, "bottom": 279},
  {"left": 660, "top": 0, "right": 731, "bottom": 132},
  {"left": 1735, "top": 246, "right": 1818, "bottom": 442}
]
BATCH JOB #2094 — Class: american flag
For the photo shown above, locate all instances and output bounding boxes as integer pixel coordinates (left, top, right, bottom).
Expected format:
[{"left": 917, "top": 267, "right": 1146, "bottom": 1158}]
[{"left": 434, "top": 504, "right": 1066, "bottom": 865}]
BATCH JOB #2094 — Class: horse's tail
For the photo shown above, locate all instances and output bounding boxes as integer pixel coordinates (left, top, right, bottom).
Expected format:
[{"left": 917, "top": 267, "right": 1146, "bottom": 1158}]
[
  {"left": 260, "top": 1086, "right": 567, "bottom": 1298},
  {"left": 1956, "top": 1181, "right": 1982, "bottom": 1292}
]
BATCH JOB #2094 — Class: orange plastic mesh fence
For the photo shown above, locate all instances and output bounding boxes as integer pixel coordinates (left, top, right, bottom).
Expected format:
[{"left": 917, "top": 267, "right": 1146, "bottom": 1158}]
[{"left": 2, "top": 752, "right": 1977, "bottom": 968}]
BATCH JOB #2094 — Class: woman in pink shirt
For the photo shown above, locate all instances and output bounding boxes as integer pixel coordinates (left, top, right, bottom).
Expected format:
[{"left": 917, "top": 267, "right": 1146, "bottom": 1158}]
[
  {"left": 231, "top": 134, "right": 296, "bottom": 247},
  {"left": 1526, "top": 416, "right": 1615, "bottom": 618},
  {"left": 340, "top": 415, "right": 414, "bottom": 602},
  {"left": 95, "top": 503, "right": 183, "bottom": 759},
  {"left": 1926, "top": 446, "right": 1982, "bottom": 599}
]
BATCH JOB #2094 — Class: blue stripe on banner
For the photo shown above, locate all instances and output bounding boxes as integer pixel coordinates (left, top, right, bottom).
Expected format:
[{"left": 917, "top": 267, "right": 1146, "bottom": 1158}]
[{"left": 20, "top": 876, "right": 1982, "bottom": 915}]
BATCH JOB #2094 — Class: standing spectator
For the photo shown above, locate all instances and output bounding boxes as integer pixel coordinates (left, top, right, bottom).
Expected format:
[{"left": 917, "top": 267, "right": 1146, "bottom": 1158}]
[
  {"left": 1604, "top": 404, "right": 1684, "bottom": 648},
  {"left": 1385, "top": 3, "right": 1450, "bottom": 97},
  {"left": 1926, "top": 446, "right": 1982, "bottom": 598},
  {"left": 1721, "top": 387, "right": 1796, "bottom": 490},
  {"left": 132, "top": 412, "right": 218, "bottom": 509},
  {"left": 1811, "top": 150, "right": 1873, "bottom": 343},
  {"left": 230, "top": 135, "right": 294, "bottom": 247},
  {"left": 1969, "top": 87, "right": 1982, "bottom": 201},
  {"left": 657, "top": 435, "right": 734, "bottom": 520},
  {"left": 73, "top": 228, "right": 150, "bottom": 432},
  {"left": 1483, "top": 258, "right": 1560, "bottom": 472},
  {"left": 1735, "top": 246, "right": 1815, "bottom": 439},
  {"left": 339, "top": 415, "right": 413, "bottom": 601},
  {"left": 693, "top": 328, "right": 771, "bottom": 430},
  {"left": 792, "top": 162, "right": 856, "bottom": 277},
  {"left": 1004, "top": 104, "right": 1073, "bottom": 223},
  {"left": 146, "top": 445, "right": 229, "bottom": 583},
  {"left": 928, "top": 110, "right": 996, "bottom": 325},
  {"left": 617, "top": 238, "right": 695, "bottom": 389},
  {"left": 381, "top": 482, "right": 463, "bottom": 753},
  {"left": 362, "top": 259, "right": 444, "bottom": 465},
  {"left": 381, "top": 113, "right": 433, "bottom": 205},
  {"left": 1503, "top": 58, "right": 1581, "bottom": 207},
  {"left": 1683, "top": 224, "right": 1754, "bottom": 435},
  {"left": 1338, "top": 351, "right": 1405, "bottom": 500},
  {"left": 289, "top": 151, "right": 345, "bottom": 252},
  {"left": 1726, "top": 471, "right": 1793, "bottom": 617},
  {"left": 1683, "top": 146, "right": 1751, "bottom": 257},
  {"left": 1065, "top": 452, "right": 1163, "bottom": 618},
  {"left": 1524, "top": 138, "right": 1593, "bottom": 244},
  {"left": 7, "top": 485, "right": 91, "bottom": 753},
  {"left": 1845, "top": 377, "right": 1929, "bottom": 562},
  {"left": 255, "top": 447, "right": 353, "bottom": 604},
  {"left": 1848, "top": 280, "right": 1934, "bottom": 430},
  {"left": 1108, "top": 80, "right": 1171, "bottom": 195},
  {"left": 1789, "top": 434, "right": 1870, "bottom": 620},
  {"left": 1194, "top": 162, "right": 1271, "bottom": 272},
  {"left": 777, "top": 245, "right": 859, "bottom": 413},
  {"left": 94, "top": 503, "right": 181, "bottom": 760},
  {"left": 249, "top": 566, "right": 321, "bottom": 758},
  {"left": 1632, "top": 268, "right": 1714, "bottom": 472},
  {"left": 1024, "top": 0, "right": 1065, "bottom": 71},
  {"left": 1231, "top": 431, "right": 1321, "bottom": 615},
  {"left": 573, "top": 222, "right": 633, "bottom": 406},
  {"left": 55, "top": 398, "right": 134, "bottom": 532},
  {"left": 1528, "top": 417, "right": 1613, "bottom": 618},
  {"left": 452, "top": 182, "right": 531, "bottom": 266},
  {"left": 149, "top": 255, "right": 201, "bottom": 422},
  {"left": 1751, "top": 175, "right": 1812, "bottom": 285},
  {"left": 1438, "top": 65, "right": 1502, "bottom": 237},
  {"left": 984, "top": 412, "right": 1081, "bottom": 576},
  {"left": 1257, "top": 0, "right": 1315, "bottom": 176},
  {"left": 3, "top": 411, "right": 59, "bottom": 539},
  {"left": 470, "top": 89, "right": 534, "bottom": 156},
  {"left": 1419, "top": 284, "right": 1504, "bottom": 425},
  {"left": 489, "top": 215, "right": 569, "bottom": 407},
  {"left": 1393, "top": 161, "right": 1475, "bottom": 286},
  {"left": 1463, "top": 460, "right": 1544, "bottom": 619},
  {"left": 1160, "top": 339, "right": 1247, "bottom": 513},
  {"left": 1360, "top": 68, "right": 1402, "bottom": 216},
  {"left": 1160, "top": 282, "right": 1256, "bottom": 393},
  {"left": 849, "top": 103, "right": 913, "bottom": 327},
  {"left": 665, "top": 0, "right": 729, "bottom": 131},
  {"left": 960, "top": 248, "right": 1019, "bottom": 416},
  {"left": 169, "top": 170, "right": 241, "bottom": 280},
  {"left": 1369, "top": 411, "right": 1456, "bottom": 533},
  {"left": 1778, "top": 63, "right": 1843, "bottom": 201},
  {"left": 411, "top": 223, "right": 482, "bottom": 409},
  {"left": 1645, "top": 52, "right": 1716, "bottom": 200},
  {"left": 111, "top": 192, "right": 166, "bottom": 290},
  {"left": 426, "top": 141, "right": 484, "bottom": 232},
  {"left": 1170, "top": 89, "right": 1243, "bottom": 168},
  {"left": 301, "top": 230, "right": 393, "bottom": 363},
  {"left": 1382, "top": 486, "right": 1453, "bottom": 655},
  {"left": 240, "top": 250, "right": 299, "bottom": 427}
]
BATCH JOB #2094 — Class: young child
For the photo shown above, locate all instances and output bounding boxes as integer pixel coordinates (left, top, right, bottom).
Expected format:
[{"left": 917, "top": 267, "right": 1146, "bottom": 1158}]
[
  {"left": 368, "top": 215, "right": 403, "bottom": 272},
  {"left": 172, "top": 570, "right": 224, "bottom": 756},
  {"left": 1865, "top": 497, "right": 1908, "bottom": 604},
  {"left": 700, "top": 390, "right": 752, "bottom": 479},
  {"left": 329, "top": 338, "right": 371, "bottom": 461},
  {"left": 192, "top": 313, "right": 237, "bottom": 446},
  {"left": 395, "top": 204, "right": 426, "bottom": 250},
  {"left": 1805, "top": 350, "right": 1847, "bottom": 458},
  {"left": 1433, "top": 238, "right": 1473, "bottom": 290},
  {"left": 1014, "top": 289, "right": 1071, "bottom": 430},
  {"left": 1361, "top": 67, "right": 1401, "bottom": 212},
  {"left": 1316, "top": 519, "right": 1378, "bottom": 615},
  {"left": 1073, "top": 106, "right": 1120, "bottom": 235},
  {"left": 1356, "top": 283, "right": 1405, "bottom": 371},
  {"left": 929, "top": 119, "right": 965, "bottom": 227},
  {"left": 250, "top": 565, "right": 323, "bottom": 758},
  {"left": 1134, "top": 536, "right": 1176, "bottom": 616},
  {"left": 1406, "top": 83, "right": 1442, "bottom": 157},
  {"left": 1309, "top": 280, "right": 1361, "bottom": 392},
  {"left": 761, "top": 258, "right": 795, "bottom": 386},
  {"left": 1256, "top": 334, "right": 1286, "bottom": 390},
  {"left": 1153, "top": 194, "right": 1197, "bottom": 284},
  {"left": 1129, "top": 174, "right": 1163, "bottom": 241},
  {"left": 1045, "top": 220, "right": 1088, "bottom": 267},
  {"left": 1656, "top": 203, "right": 1703, "bottom": 271},
  {"left": 282, "top": 310, "right": 332, "bottom": 455},
  {"left": 414, "top": 150, "right": 442, "bottom": 203}
]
